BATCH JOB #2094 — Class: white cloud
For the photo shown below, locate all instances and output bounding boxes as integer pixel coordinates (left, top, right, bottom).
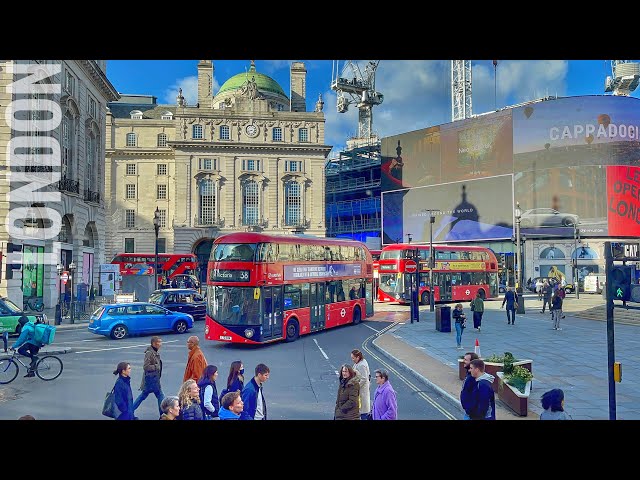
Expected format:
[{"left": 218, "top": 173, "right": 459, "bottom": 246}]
[{"left": 163, "top": 75, "right": 221, "bottom": 106}]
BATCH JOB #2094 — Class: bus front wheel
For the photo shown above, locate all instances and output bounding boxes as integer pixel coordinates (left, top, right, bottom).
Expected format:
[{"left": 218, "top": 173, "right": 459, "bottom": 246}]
[{"left": 285, "top": 319, "right": 299, "bottom": 343}]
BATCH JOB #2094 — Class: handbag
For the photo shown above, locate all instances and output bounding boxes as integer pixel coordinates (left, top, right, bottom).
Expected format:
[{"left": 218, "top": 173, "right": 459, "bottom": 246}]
[{"left": 102, "top": 386, "right": 121, "bottom": 419}]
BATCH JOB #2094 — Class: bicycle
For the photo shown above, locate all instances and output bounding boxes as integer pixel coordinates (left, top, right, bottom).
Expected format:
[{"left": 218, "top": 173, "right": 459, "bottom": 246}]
[
  {"left": 23, "top": 297, "right": 45, "bottom": 312},
  {"left": 0, "top": 349, "right": 63, "bottom": 384}
]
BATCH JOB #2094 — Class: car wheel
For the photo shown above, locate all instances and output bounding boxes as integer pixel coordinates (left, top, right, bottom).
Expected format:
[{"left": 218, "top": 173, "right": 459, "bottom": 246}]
[
  {"left": 285, "top": 319, "right": 299, "bottom": 343},
  {"left": 111, "top": 324, "right": 128, "bottom": 340},
  {"left": 174, "top": 320, "right": 189, "bottom": 334},
  {"left": 562, "top": 217, "right": 575, "bottom": 227}
]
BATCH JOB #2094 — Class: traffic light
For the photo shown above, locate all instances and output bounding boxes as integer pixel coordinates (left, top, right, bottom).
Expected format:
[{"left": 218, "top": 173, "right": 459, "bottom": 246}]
[{"left": 607, "top": 265, "right": 633, "bottom": 301}]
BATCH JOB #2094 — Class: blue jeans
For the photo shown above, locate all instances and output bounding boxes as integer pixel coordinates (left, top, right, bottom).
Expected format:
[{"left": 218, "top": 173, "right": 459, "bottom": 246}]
[
  {"left": 133, "top": 386, "right": 165, "bottom": 416},
  {"left": 455, "top": 322, "right": 463, "bottom": 346},
  {"left": 506, "top": 308, "right": 516, "bottom": 324}
]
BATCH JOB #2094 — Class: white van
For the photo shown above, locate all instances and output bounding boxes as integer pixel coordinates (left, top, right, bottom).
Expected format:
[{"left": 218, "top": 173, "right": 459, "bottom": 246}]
[{"left": 583, "top": 274, "right": 606, "bottom": 294}]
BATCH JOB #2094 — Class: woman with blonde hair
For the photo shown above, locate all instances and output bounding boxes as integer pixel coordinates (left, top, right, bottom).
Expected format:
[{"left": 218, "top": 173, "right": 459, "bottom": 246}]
[
  {"left": 334, "top": 364, "right": 360, "bottom": 420},
  {"left": 351, "top": 349, "right": 371, "bottom": 420},
  {"left": 178, "top": 379, "right": 204, "bottom": 420}
]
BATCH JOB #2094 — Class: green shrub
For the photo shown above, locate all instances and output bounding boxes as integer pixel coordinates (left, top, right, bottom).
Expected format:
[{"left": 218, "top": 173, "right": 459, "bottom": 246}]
[
  {"left": 505, "top": 365, "right": 533, "bottom": 394},
  {"left": 484, "top": 351, "right": 517, "bottom": 364}
]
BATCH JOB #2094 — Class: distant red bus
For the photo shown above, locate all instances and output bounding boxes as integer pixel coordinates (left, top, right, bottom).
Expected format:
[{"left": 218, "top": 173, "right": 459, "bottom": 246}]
[
  {"left": 204, "top": 232, "right": 375, "bottom": 345},
  {"left": 111, "top": 253, "right": 198, "bottom": 283},
  {"left": 377, "top": 244, "right": 499, "bottom": 304}
]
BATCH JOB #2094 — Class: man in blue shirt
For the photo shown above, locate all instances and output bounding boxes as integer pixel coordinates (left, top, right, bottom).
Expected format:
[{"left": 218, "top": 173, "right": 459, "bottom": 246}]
[{"left": 11, "top": 316, "right": 41, "bottom": 377}]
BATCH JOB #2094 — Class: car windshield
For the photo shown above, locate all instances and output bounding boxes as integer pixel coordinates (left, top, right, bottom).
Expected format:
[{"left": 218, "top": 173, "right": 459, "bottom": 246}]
[
  {"left": 148, "top": 292, "right": 163, "bottom": 304},
  {"left": 3, "top": 299, "right": 22, "bottom": 313}
]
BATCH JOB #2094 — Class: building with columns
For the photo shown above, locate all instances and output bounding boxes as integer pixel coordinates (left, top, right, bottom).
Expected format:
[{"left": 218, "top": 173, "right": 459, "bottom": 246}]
[
  {"left": 105, "top": 60, "right": 331, "bottom": 281},
  {"left": 0, "top": 60, "right": 118, "bottom": 309}
]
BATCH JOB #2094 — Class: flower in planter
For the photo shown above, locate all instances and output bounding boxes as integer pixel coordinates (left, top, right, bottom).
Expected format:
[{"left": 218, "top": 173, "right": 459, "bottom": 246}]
[
  {"left": 503, "top": 365, "right": 533, "bottom": 394},
  {"left": 484, "top": 351, "right": 518, "bottom": 364}
]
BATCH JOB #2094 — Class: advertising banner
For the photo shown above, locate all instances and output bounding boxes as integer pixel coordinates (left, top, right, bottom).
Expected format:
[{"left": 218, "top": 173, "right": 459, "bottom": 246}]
[
  {"left": 607, "top": 165, "right": 640, "bottom": 236},
  {"left": 284, "top": 263, "right": 362, "bottom": 281},
  {"left": 382, "top": 175, "right": 514, "bottom": 244}
]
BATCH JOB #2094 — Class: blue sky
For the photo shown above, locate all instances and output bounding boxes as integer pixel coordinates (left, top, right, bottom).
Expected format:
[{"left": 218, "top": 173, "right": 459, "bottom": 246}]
[{"left": 105, "top": 60, "right": 638, "bottom": 156}]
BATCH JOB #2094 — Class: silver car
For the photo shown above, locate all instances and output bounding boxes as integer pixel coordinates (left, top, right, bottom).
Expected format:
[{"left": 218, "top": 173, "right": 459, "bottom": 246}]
[{"left": 519, "top": 208, "right": 578, "bottom": 228}]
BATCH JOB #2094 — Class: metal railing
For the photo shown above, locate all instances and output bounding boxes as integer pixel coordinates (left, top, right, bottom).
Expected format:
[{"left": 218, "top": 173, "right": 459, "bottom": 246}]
[
  {"left": 84, "top": 189, "right": 100, "bottom": 204},
  {"left": 58, "top": 176, "right": 80, "bottom": 194}
]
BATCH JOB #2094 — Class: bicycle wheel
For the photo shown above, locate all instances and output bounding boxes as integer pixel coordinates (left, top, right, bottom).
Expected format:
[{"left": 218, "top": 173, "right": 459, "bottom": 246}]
[
  {"left": 35, "top": 355, "right": 63, "bottom": 381},
  {"left": 0, "top": 358, "right": 19, "bottom": 384}
]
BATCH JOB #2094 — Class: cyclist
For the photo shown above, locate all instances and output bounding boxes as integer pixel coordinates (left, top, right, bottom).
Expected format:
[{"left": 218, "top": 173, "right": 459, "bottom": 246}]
[{"left": 10, "top": 316, "right": 42, "bottom": 377}]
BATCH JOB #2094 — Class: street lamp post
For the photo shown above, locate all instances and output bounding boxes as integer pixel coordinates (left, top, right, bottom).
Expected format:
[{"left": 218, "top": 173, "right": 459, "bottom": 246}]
[
  {"left": 68, "top": 261, "right": 76, "bottom": 324},
  {"left": 422, "top": 208, "right": 440, "bottom": 312},
  {"left": 153, "top": 207, "right": 160, "bottom": 291},
  {"left": 574, "top": 223, "right": 580, "bottom": 299},
  {"left": 514, "top": 202, "right": 522, "bottom": 291}
]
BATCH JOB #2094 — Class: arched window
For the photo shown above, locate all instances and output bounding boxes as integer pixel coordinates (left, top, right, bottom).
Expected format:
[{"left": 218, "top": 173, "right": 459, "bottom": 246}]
[
  {"left": 157, "top": 133, "right": 168, "bottom": 147},
  {"left": 126, "top": 132, "right": 136, "bottom": 147},
  {"left": 242, "top": 180, "right": 259, "bottom": 225},
  {"left": 130, "top": 110, "right": 143, "bottom": 119},
  {"left": 199, "top": 179, "right": 216, "bottom": 225},
  {"left": 285, "top": 181, "right": 301, "bottom": 226},
  {"left": 83, "top": 223, "right": 95, "bottom": 247},
  {"left": 539, "top": 247, "right": 565, "bottom": 260},
  {"left": 572, "top": 246, "right": 599, "bottom": 260},
  {"left": 161, "top": 111, "right": 173, "bottom": 120},
  {"left": 86, "top": 133, "right": 95, "bottom": 192}
]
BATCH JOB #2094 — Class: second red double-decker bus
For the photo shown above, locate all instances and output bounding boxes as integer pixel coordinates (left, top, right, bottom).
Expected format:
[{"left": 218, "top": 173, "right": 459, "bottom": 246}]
[
  {"left": 111, "top": 253, "right": 198, "bottom": 283},
  {"left": 377, "top": 244, "right": 499, "bottom": 304},
  {"left": 204, "top": 232, "right": 375, "bottom": 345}
]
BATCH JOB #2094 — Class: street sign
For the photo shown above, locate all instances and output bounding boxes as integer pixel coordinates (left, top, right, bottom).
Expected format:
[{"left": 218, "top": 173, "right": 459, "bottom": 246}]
[
  {"left": 405, "top": 260, "right": 417, "bottom": 273},
  {"left": 372, "top": 261, "right": 380, "bottom": 270},
  {"left": 611, "top": 242, "right": 640, "bottom": 260},
  {"left": 60, "top": 271, "right": 69, "bottom": 284}
]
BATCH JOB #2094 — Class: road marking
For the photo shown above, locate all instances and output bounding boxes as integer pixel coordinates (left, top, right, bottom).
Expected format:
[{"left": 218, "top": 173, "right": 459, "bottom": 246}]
[
  {"left": 74, "top": 339, "right": 180, "bottom": 354},
  {"left": 362, "top": 323, "right": 458, "bottom": 420},
  {"left": 313, "top": 338, "right": 329, "bottom": 360}
]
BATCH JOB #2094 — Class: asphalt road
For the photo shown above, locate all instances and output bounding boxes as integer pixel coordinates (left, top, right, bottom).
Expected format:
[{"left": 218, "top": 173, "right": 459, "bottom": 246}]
[{"left": 0, "top": 318, "right": 460, "bottom": 420}]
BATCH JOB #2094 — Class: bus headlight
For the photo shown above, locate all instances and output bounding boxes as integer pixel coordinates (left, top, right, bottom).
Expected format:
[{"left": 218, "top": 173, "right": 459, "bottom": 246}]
[
  {"left": 204, "top": 325, "right": 209, "bottom": 335},
  {"left": 244, "top": 328, "right": 254, "bottom": 338}
]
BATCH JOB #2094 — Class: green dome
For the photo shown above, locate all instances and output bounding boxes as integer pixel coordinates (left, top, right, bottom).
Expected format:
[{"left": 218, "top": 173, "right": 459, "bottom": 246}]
[{"left": 216, "top": 64, "right": 287, "bottom": 98}]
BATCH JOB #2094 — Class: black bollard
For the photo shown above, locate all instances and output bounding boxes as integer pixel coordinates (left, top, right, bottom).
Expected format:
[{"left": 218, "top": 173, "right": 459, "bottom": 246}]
[{"left": 55, "top": 303, "right": 62, "bottom": 325}]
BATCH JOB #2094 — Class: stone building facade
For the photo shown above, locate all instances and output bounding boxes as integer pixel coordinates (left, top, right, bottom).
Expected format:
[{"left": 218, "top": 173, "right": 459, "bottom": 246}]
[
  {"left": 0, "top": 60, "right": 118, "bottom": 308},
  {"left": 105, "top": 61, "right": 331, "bottom": 280}
]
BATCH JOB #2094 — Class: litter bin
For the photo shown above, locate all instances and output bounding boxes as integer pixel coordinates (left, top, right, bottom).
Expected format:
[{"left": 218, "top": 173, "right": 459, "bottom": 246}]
[
  {"left": 435, "top": 305, "right": 451, "bottom": 332},
  {"left": 516, "top": 287, "right": 525, "bottom": 314}
]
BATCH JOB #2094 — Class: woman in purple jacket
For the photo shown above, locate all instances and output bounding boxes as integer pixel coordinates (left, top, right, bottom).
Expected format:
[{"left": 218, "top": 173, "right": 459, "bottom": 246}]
[{"left": 371, "top": 369, "right": 397, "bottom": 420}]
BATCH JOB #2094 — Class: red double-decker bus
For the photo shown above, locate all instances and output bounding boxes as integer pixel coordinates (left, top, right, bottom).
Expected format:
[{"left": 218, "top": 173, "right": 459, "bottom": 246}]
[
  {"left": 377, "top": 244, "right": 499, "bottom": 304},
  {"left": 204, "top": 232, "right": 375, "bottom": 345},
  {"left": 111, "top": 253, "right": 198, "bottom": 283}
]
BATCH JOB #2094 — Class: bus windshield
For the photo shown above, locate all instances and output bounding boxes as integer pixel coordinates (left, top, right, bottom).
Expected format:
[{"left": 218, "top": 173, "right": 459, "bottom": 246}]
[
  {"left": 381, "top": 250, "right": 403, "bottom": 260},
  {"left": 379, "top": 273, "right": 403, "bottom": 297},
  {"left": 211, "top": 244, "right": 257, "bottom": 262},
  {"left": 209, "top": 286, "right": 260, "bottom": 326}
]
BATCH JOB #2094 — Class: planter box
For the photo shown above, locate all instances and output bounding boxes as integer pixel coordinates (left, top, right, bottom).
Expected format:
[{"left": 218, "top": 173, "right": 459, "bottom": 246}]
[
  {"left": 496, "top": 371, "right": 531, "bottom": 417},
  {"left": 458, "top": 359, "right": 533, "bottom": 393}
]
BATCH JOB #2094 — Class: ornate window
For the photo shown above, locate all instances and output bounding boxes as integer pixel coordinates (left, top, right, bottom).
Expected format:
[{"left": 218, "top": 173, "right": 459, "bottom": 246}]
[
  {"left": 158, "top": 209, "right": 167, "bottom": 228},
  {"left": 157, "top": 184, "right": 167, "bottom": 199},
  {"left": 125, "top": 209, "right": 136, "bottom": 228},
  {"left": 298, "top": 128, "right": 308, "bottom": 142},
  {"left": 86, "top": 134, "right": 94, "bottom": 191},
  {"left": 285, "top": 181, "right": 301, "bottom": 226},
  {"left": 199, "top": 158, "right": 215, "bottom": 170},
  {"left": 130, "top": 110, "right": 143, "bottom": 119},
  {"left": 62, "top": 113, "right": 74, "bottom": 178},
  {"left": 126, "top": 184, "right": 136, "bottom": 199},
  {"left": 242, "top": 159, "right": 260, "bottom": 171},
  {"left": 272, "top": 127, "right": 282, "bottom": 141},
  {"left": 192, "top": 124, "right": 203, "bottom": 139},
  {"left": 157, "top": 133, "right": 168, "bottom": 147},
  {"left": 199, "top": 179, "right": 216, "bottom": 225},
  {"left": 126, "top": 132, "right": 136, "bottom": 147},
  {"left": 220, "top": 125, "right": 230, "bottom": 140},
  {"left": 126, "top": 164, "right": 136, "bottom": 175},
  {"left": 64, "top": 70, "right": 75, "bottom": 96},
  {"left": 157, "top": 164, "right": 167, "bottom": 175},
  {"left": 161, "top": 111, "right": 173, "bottom": 120},
  {"left": 242, "top": 180, "right": 259, "bottom": 225}
]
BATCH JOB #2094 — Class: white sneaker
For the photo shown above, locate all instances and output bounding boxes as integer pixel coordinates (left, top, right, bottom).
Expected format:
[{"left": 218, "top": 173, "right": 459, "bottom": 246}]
[{"left": 556, "top": 328, "right": 562, "bottom": 331}]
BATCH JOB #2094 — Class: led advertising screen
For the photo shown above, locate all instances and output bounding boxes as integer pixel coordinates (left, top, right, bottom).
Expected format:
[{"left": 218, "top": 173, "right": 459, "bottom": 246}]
[
  {"left": 382, "top": 175, "right": 514, "bottom": 244},
  {"left": 513, "top": 96, "right": 640, "bottom": 237},
  {"left": 607, "top": 165, "right": 640, "bottom": 236},
  {"left": 381, "top": 95, "right": 640, "bottom": 244}
]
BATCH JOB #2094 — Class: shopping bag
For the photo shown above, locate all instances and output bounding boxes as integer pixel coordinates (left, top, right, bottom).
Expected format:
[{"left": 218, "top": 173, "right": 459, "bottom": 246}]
[{"left": 102, "top": 387, "right": 121, "bottom": 419}]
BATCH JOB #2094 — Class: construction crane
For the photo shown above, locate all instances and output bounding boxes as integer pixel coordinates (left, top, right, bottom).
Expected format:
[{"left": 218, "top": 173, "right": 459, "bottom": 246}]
[
  {"left": 605, "top": 60, "right": 640, "bottom": 96},
  {"left": 451, "top": 60, "right": 472, "bottom": 121},
  {"left": 331, "top": 60, "right": 384, "bottom": 140}
]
